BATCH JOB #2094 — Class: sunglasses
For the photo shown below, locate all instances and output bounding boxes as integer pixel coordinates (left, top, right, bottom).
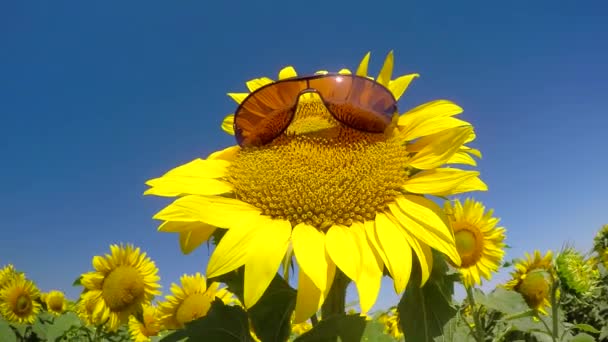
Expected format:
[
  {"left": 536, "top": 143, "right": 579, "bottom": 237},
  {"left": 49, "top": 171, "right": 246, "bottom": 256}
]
[{"left": 233, "top": 74, "right": 398, "bottom": 147}]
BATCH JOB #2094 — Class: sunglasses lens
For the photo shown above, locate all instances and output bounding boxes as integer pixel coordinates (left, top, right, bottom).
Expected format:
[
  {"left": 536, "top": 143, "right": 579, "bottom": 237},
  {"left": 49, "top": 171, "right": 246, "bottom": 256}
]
[
  {"left": 311, "top": 76, "right": 396, "bottom": 133},
  {"left": 234, "top": 81, "right": 303, "bottom": 146}
]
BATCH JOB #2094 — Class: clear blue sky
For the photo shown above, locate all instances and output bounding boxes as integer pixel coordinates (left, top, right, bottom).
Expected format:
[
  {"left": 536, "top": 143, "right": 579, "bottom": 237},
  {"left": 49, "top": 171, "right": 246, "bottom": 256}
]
[{"left": 1, "top": 1, "right": 607, "bottom": 310}]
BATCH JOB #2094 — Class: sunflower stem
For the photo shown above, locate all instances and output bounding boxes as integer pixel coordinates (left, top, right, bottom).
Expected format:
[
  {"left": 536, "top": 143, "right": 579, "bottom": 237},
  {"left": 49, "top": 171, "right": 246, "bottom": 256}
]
[
  {"left": 465, "top": 286, "right": 485, "bottom": 342},
  {"left": 550, "top": 278, "right": 559, "bottom": 342},
  {"left": 321, "top": 269, "right": 349, "bottom": 319}
]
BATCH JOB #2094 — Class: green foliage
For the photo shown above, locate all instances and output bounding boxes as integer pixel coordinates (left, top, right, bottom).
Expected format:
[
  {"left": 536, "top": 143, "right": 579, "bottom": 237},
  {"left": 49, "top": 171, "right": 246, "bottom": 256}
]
[
  {"left": 0, "top": 319, "right": 17, "bottom": 342},
  {"left": 294, "top": 314, "right": 366, "bottom": 342}
]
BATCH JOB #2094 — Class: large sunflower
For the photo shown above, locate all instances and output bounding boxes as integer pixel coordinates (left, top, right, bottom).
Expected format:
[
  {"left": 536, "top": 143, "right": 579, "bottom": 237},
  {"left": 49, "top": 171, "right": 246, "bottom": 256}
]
[
  {"left": 42, "top": 290, "right": 68, "bottom": 315},
  {"left": 444, "top": 198, "right": 506, "bottom": 287},
  {"left": 128, "top": 304, "right": 162, "bottom": 342},
  {"left": 79, "top": 244, "right": 161, "bottom": 331},
  {"left": 146, "top": 51, "right": 487, "bottom": 322},
  {"left": 157, "top": 273, "right": 235, "bottom": 329},
  {"left": 504, "top": 250, "right": 554, "bottom": 314},
  {"left": 0, "top": 273, "right": 41, "bottom": 324}
]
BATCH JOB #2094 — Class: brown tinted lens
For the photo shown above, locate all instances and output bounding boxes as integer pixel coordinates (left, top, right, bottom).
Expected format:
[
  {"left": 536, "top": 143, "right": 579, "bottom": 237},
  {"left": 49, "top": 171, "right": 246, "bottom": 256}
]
[
  {"left": 234, "top": 80, "right": 305, "bottom": 146},
  {"left": 310, "top": 75, "right": 396, "bottom": 133}
]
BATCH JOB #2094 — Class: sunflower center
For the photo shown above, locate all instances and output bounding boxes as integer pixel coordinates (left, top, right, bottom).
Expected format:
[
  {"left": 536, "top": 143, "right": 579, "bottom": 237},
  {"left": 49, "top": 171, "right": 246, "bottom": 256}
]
[
  {"left": 454, "top": 225, "right": 483, "bottom": 267},
  {"left": 516, "top": 270, "right": 551, "bottom": 309},
  {"left": 175, "top": 293, "right": 212, "bottom": 325},
  {"left": 15, "top": 294, "right": 32, "bottom": 314},
  {"left": 102, "top": 266, "right": 145, "bottom": 311},
  {"left": 48, "top": 296, "right": 64, "bottom": 312}
]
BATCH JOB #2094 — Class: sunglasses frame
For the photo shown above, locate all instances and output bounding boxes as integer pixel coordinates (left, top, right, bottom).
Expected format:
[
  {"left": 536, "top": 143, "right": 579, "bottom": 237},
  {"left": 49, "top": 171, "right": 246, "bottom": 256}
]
[{"left": 233, "top": 73, "right": 398, "bottom": 147}]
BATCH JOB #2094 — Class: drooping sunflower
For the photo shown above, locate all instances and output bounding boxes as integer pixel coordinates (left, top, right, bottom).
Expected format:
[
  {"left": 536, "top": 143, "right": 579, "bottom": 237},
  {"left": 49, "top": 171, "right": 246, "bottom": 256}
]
[
  {"left": 378, "top": 307, "right": 403, "bottom": 340},
  {"left": 444, "top": 198, "right": 506, "bottom": 287},
  {"left": 128, "top": 304, "right": 162, "bottom": 342},
  {"left": 0, "top": 273, "right": 41, "bottom": 324},
  {"left": 504, "top": 250, "right": 554, "bottom": 314},
  {"left": 0, "top": 264, "right": 18, "bottom": 289},
  {"left": 79, "top": 244, "right": 161, "bottom": 331},
  {"left": 157, "top": 273, "right": 235, "bottom": 329},
  {"left": 42, "top": 290, "right": 67, "bottom": 315},
  {"left": 146, "top": 51, "right": 487, "bottom": 322}
]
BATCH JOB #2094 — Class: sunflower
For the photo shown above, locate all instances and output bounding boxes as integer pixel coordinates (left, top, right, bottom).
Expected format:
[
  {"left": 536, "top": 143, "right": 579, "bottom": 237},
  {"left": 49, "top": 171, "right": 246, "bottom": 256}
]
[
  {"left": 593, "top": 224, "right": 608, "bottom": 268},
  {"left": 504, "top": 250, "right": 554, "bottom": 314},
  {"left": 157, "top": 273, "right": 235, "bottom": 329},
  {"left": 555, "top": 247, "right": 598, "bottom": 297},
  {"left": 378, "top": 307, "right": 403, "bottom": 340},
  {"left": 42, "top": 290, "right": 67, "bottom": 315},
  {"left": 0, "top": 273, "right": 41, "bottom": 324},
  {"left": 0, "top": 264, "right": 18, "bottom": 289},
  {"left": 146, "top": 51, "right": 487, "bottom": 322},
  {"left": 128, "top": 304, "right": 162, "bottom": 342},
  {"left": 79, "top": 244, "right": 161, "bottom": 331},
  {"left": 444, "top": 198, "right": 506, "bottom": 287}
]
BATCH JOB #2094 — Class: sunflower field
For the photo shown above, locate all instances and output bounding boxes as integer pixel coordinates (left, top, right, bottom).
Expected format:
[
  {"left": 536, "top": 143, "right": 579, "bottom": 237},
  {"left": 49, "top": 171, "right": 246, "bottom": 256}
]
[{"left": 1, "top": 52, "right": 607, "bottom": 342}]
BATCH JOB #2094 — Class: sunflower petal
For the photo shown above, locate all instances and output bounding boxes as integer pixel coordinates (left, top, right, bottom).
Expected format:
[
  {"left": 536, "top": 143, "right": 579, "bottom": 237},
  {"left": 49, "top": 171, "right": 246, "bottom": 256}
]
[
  {"left": 246, "top": 77, "right": 273, "bottom": 92},
  {"left": 154, "top": 195, "right": 261, "bottom": 228},
  {"left": 376, "top": 51, "right": 394, "bottom": 86},
  {"left": 397, "top": 225, "right": 434, "bottom": 286},
  {"left": 207, "top": 145, "right": 240, "bottom": 161},
  {"left": 447, "top": 150, "right": 477, "bottom": 166},
  {"left": 178, "top": 223, "right": 216, "bottom": 254},
  {"left": 403, "top": 168, "right": 480, "bottom": 195},
  {"left": 145, "top": 177, "right": 232, "bottom": 197},
  {"left": 338, "top": 68, "right": 352, "bottom": 75},
  {"left": 221, "top": 115, "right": 235, "bottom": 135},
  {"left": 278, "top": 66, "right": 297, "bottom": 80},
  {"left": 374, "top": 212, "right": 412, "bottom": 293},
  {"left": 244, "top": 218, "right": 291, "bottom": 308},
  {"left": 292, "top": 223, "right": 333, "bottom": 292},
  {"left": 294, "top": 268, "right": 326, "bottom": 323},
  {"left": 350, "top": 222, "right": 383, "bottom": 313},
  {"left": 408, "top": 126, "right": 473, "bottom": 169},
  {"left": 227, "top": 93, "right": 248, "bottom": 104},
  {"left": 434, "top": 176, "right": 488, "bottom": 196},
  {"left": 388, "top": 73, "right": 419, "bottom": 100},
  {"left": 398, "top": 100, "right": 464, "bottom": 137},
  {"left": 401, "top": 116, "right": 471, "bottom": 142},
  {"left": 325, "top": 225, "right": 361, "bottom": 282},
  {"left": 356, "top": 52, "right": 371, "bottom": 76}
]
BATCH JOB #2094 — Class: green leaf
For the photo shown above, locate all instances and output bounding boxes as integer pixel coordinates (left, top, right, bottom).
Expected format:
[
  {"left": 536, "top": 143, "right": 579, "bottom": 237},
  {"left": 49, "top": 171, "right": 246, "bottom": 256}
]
[
  {"left": 46, "top": 312, "right": 81, "bottom": 342},
  {"left": 294, "top": 314, "right": 366, "bottom": 342},
  {"left": 212, "top": 268, "right": 296, "bottom": 342},
  {"left": 573, "top": 323, "right": 600, "bottom": 334},
  {"left": 0, "top": 320, "right": 17, "bottom": 342},
  {"left": 160, "top": 299, "right": 252, "bottom": 342},
  {"left": 72, "top": 276, "right": 82, "bottom": 286},
  {"left": 570, "top": 333, "right": 596, "bottom": 342},
  {"left": 398, "top": 252, "right": 458, "bottom": 342},
  {"left": 31, "top": 318, "right": 48, "bottom": 340},
  {"left": 473, "top": 288, "right": 529, "bottom": 315},
  {"left": 433, "top": 316, "right": 472, "bottom": 342},
  {"left": 360, "top": 320, "right": 395, "bottom": 342}
]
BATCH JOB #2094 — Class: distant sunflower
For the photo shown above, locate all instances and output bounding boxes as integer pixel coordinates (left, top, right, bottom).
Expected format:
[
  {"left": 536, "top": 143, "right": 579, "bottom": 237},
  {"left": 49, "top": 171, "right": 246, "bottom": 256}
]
[
  {"left": 128, "top": 304, "right": 162, "bottom": 342},
  {"left": 378, "top": 307, "right": 403, "bottom": 340},
  {"left": 79, "top": 244, "right": 161, "bottom": 331},
  {"left": 504, "top": 250, "right": 554, "bottom": 314},
  {"left": 593, "top": 224, "right": 608, "bottom": 268},
  {"left": 555, "top": 248, "right": 598, "bottom": 297},
  {"left": 146, "top": 51, "right": 487, "bottom": 322},
  {"left": 0, "top": 273, "right": 41, "bottom": 324},
  {"left": 445, "top": 198, "right": 506, "bottom": 287},
  {"left": 158, "top": 273, "right": 235, "bottom": 329},
  {"left": 0, "top": 264, "right": 18, "bottom": 289},
  {"left": 42, "top": 290, "right": 67, "bottom": 315}
]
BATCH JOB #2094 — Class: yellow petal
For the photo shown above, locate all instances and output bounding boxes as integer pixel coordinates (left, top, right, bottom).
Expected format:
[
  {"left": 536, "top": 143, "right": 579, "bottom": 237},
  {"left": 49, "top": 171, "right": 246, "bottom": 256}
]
[
  {"left": 388, "top": 73, "right": 419, "bottom": 100},
  {"left": 408, "top": 126, "right": 473, "bottom": 169},
  {"left": 392, "top": 196, "right": 460, "bottom": 265},
  {"left": 246, "top": 77, "right": 273, "bottom": 92},
  {"left": 325, "top": 225, "right": 361, "bottom": 282},
  {"left": 376, "top": 51, "right": 394, "bottom": 86},
  {"left": 155, "top": 158, "right": 230, "bottom": 179},
  {"left": 179, "top": 223, "right": 216, "bottom": 254},
  {"left": 145, "top": 177, "right": 232, "bottom": 197},
  {"left": 398, "top": 100, "right": 463, "bottom": 137},
  {"left": 400, "top": 116, "right": 471, "bottom": 142},
  {"left": 294, "top": 268, "right": 327, "bottom": 323},
  {"left": 374, "top": 212, "right": 412, "bottom": 293},
  {"left": 315, "top": 70, "right": 329, "bottom": 75},
  {"left": 447, "top": 150, "right": 477, "bottom": 166},
  {"left": 364, "top": 220, "right": 389, "bottom": 269},
  {"left": 338, "top": 68, "right": 352, "bottom": 75},
  {"left": 278, "top": 66, "right": 297, "bottom": 80},
  {"left": 292, "top": 223, "right": 333, "bottom": 292},
  {"left": 206, "top": 215, "right": 264, "bottom": 278},
  {"left": 403, "top": 168, "right": 480, "bottom": 195},
  {"left": 221, "top": 115, "right": 235, "bottom": 135},
  {"left": 227, "top": 93, "right": 249, "bottom": 104},
  {"left": 350, "top": 222, "right": 383, "bottom": 313},
  {"left": 244, "top": 218, "right": 291, "bottom": 308},
  {"left": 395, "top": 223, "right": 433, "bottom": 286},
  {"left": 356, "top": 52, "right": 371, "bottom": 76},
  {"left": 461, "top": 145, "right": 482, "bottom": 158},
  {"left": 433, "top": 175, "right": 488, "bottom": 196},
  {"left": 158, "top": 220, "right": 209, "bottom": 233},
  {"left": 207, "top": 145, "right": 240, "bottom": 161},
  {"left": 153, "top": 195, "right": 261, "bottom": 228}
]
